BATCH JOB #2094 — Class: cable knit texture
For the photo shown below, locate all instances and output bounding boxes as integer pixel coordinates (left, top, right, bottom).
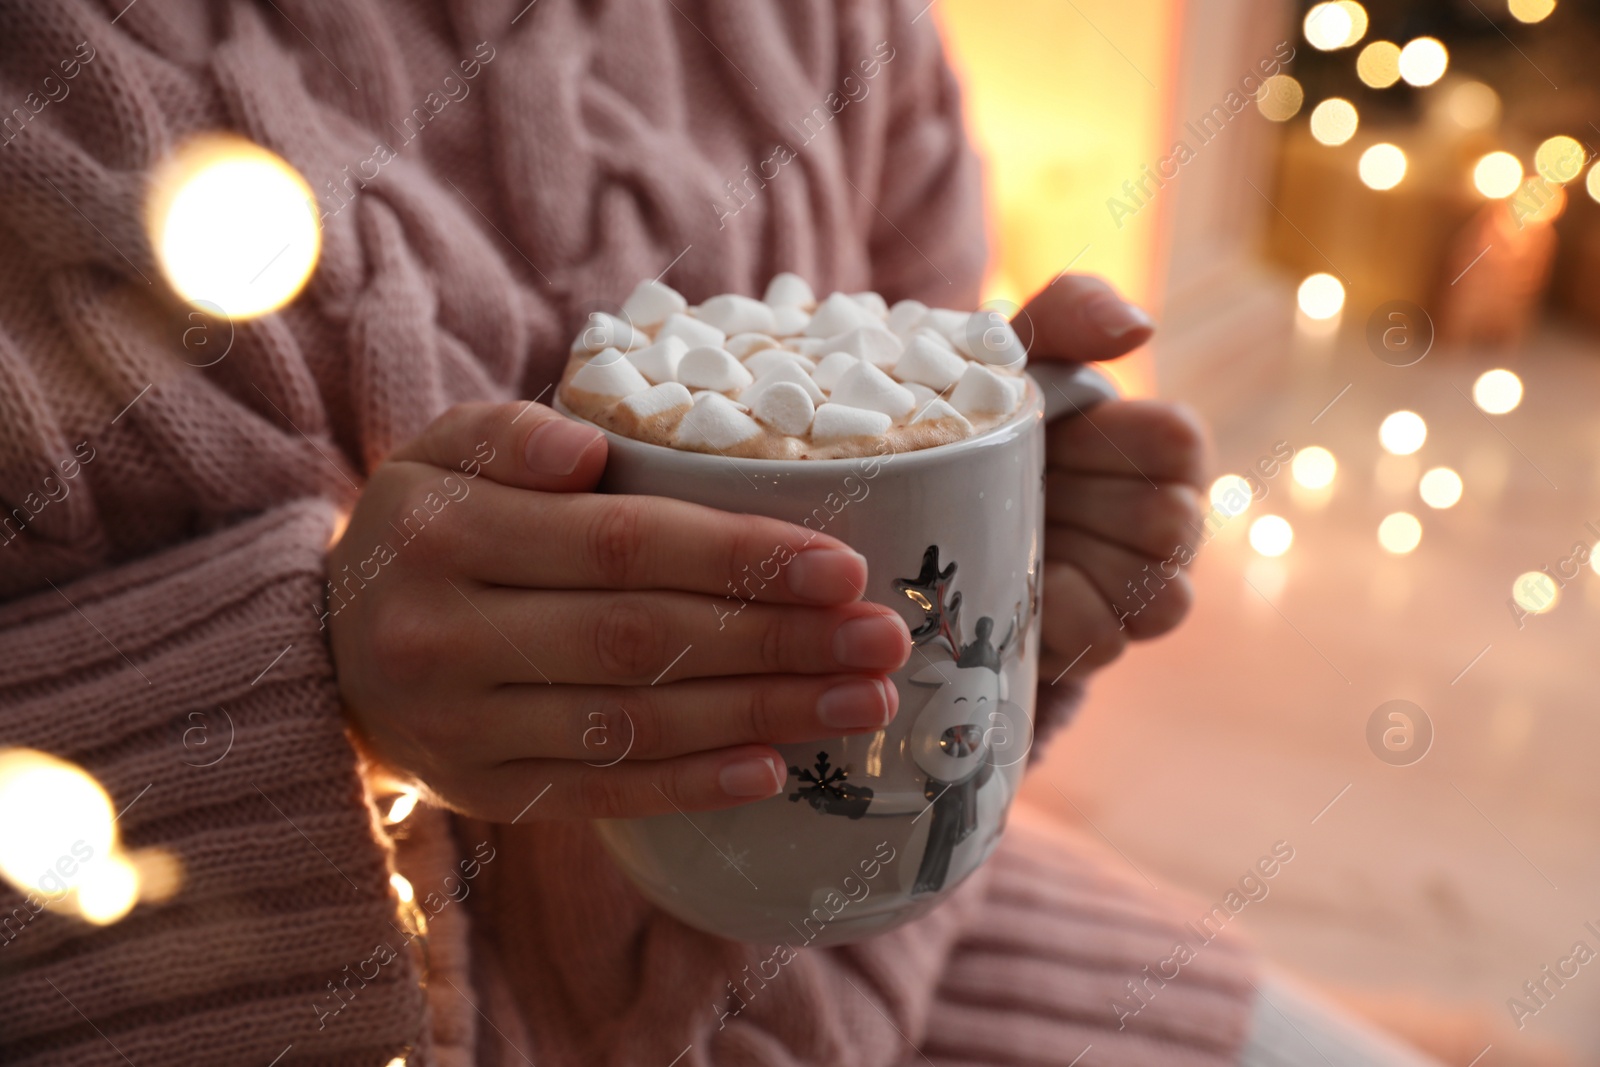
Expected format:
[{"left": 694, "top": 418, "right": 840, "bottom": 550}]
[{"left": 0, "top": 0, "right": 1254, "bottom": 1063}]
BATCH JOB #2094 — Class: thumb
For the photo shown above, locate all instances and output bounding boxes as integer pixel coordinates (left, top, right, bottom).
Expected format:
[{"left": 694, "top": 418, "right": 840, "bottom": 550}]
[
  {"left": 1018, "top": 274, "right": 1155, "bottom": 364},
  {"left": 390, "top": 400, "right": 608, "bottom": 492}
]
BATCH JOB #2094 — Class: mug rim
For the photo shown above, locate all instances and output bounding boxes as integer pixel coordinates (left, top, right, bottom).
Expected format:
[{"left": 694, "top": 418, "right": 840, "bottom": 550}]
[{"left": 553, "top": 373, "right": 1043, "bottom": 472}]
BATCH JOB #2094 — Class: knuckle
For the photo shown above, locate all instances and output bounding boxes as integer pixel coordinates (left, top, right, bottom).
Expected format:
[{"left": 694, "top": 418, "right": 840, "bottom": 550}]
[
  {"left": 592, "top": 598, "right": 667, "bottom": 682},
  {"left": 583, "top": 695, "right": 660, "bottom": 760},
  {"left": 1155, "top": 402, "right": 1208, "bottom": 464},
  {"left": 739, "top": 682, "right": 780, "bottom": 743},
  {"left": 587, "top": 498, "right": 648, "bottom": 588},
  {"left": 756, "top": 611, "right": 793, "bottom": 674},
  {"left": 368, "top": 609, "right": 435, "bottom": 685},
  {"left": 577, "top": 767, "right": 634, "bottom": 819}
]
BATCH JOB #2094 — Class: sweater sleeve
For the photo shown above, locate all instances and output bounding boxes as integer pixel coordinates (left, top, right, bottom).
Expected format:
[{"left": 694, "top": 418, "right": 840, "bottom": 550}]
[{"left": 0, "top": 500, "right": 426, "bottom": 1066}]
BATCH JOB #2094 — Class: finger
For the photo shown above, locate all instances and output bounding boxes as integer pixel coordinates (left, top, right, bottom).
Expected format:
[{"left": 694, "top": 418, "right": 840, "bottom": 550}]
[
  {"left": 1038, "top": 561, "right": 1127, "bottom": 681},
  {"left": 1045, "top": 526, "right": 1194, "bottom": 639},
  {"left": 466, "top": 673, "right": 899, "bottom": 763},
  {"left": 391, "top": 401, "right": 608, "bottom": 492},
  {"left": 1045, "top": 400, "right": 1209, "bottom": 487},
  {"left": 440, "top": 480, "right": 869, "bottom": 604},
  {"left": 449, "top": 743, "right": 793, "bottom": 820},
  {"left": 444, "top": 587, "right": 913, "bottom": 685},
  {"left": 1017, "top": 275, "right": 1155, "bottom": 364},
  {"left": 1045, "top": 472, "right": 1201, "bottom": 561}
]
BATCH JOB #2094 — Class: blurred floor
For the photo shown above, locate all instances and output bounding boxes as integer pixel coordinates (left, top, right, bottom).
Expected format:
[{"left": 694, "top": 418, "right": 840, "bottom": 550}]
[{"left": 1024, "top": 316, "right": 1600, "bottom": 1062}]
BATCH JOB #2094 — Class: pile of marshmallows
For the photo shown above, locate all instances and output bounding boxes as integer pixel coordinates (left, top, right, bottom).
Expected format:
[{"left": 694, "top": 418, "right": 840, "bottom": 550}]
[{"left": 561, "top": 273, "right": 1030, "bottom": 452}]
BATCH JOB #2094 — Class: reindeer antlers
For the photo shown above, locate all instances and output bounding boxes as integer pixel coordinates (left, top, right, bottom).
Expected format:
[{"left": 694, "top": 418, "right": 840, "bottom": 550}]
[{"left": 893, "top": 545, "right": 964, "bottom": 658}]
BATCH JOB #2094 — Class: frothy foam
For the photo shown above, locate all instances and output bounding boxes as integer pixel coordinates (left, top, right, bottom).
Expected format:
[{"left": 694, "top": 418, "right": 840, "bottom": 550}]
[{"left": 559, "top": 274, "right": 1030, "bottom": 459}]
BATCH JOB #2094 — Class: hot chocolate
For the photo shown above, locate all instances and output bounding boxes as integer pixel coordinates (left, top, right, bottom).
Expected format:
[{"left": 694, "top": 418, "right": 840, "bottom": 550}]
[{"left": 558, "top": 274, "right": 1031, "bottom": 460}]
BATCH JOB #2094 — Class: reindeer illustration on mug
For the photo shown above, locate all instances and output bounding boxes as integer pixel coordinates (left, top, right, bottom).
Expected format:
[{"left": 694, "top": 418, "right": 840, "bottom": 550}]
[{"left": 787, "top": 545, "right": 1037, "bottom": 897}]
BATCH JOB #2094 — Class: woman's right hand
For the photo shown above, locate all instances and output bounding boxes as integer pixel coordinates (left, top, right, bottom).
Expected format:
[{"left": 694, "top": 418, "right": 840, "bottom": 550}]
[{"left": 327, "top": 401, "right": 910, "bottom": 822}]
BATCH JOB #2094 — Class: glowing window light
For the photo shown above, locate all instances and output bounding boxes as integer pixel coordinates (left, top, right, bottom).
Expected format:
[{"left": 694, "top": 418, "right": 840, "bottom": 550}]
[
  {"left": 1512, "top": 571, "right": 1559, "bottom": 614},
  {"left": 1419, "top": 467, "right": 1463, "bottom": 509},
  {"left": 1535, "top": 136, "right": 1585, "bottom": 184},
  {"left": 1378, "top": 512, "right": 1423, "bottom": 554},
  {"left": 1398, "top": 38, "right": 1449, "bottom": 87},
  {"left": 1249, "top": 515, "right": 1293, "bottom": 557},
  {"left": 1256, "top": 75, "right": 1305, "bottom": 122},
  {"left": 1474, "top": 152, "right": 1523, "bottom": 199},
  {"left": 390, "top": 872, "right": 415, "bottom": 904},
  {"left": 1446, "top": 81, "right": 1500, "bottom": 130},
  {"left": 1304, "top": 3, "right": 1354, "bottom": 50},
  {"left": 1473, "top": 368, "right": 1523, "bottom": 413},
  {"left": 1309, "top": 99, "right": 1360, "bottom": 146},
  {"left": 1379, "top": 411, "right": 1427, "bottom": 455},
  {"left": 1359, "top": 143, "right": 1408, "bottom": 190},
  {"left": 1298, "top": 273, "right": 1346, "bottom": 320},
  {"left": 1209, "top": 474, "right": 1255, "bottom": 518},
  {"left": 1357, "top": 41, "right": 1402, "bottom": 88},
  {"left": 147, "top": 134, "right": 321, "bottom": 320},
  {"left": 1292, "top": 446, "right": 1338, "bottom": 489},
  {"left": 1509, "top": 0, "right": 1556, "bottom": 22}
]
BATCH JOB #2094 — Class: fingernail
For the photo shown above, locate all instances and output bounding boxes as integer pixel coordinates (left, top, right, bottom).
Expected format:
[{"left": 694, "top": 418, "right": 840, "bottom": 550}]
[
  {"left": 786, "top": 549, "right": 867, "bottom": 603},
  {"left": 817, "top": 678, "right": 895, "bottom": 730},
  {"left": 719, "top": 756, "right": 785, "bottom": 798},
  {"left": 1084, "top": 296, "right": 1153, "bottom": 339},
  {"left": 526, "top": 418, "right": 601, "bottom": 476},
  {"left": 832, "top": 613, "right": 910, "bottom": 670}
]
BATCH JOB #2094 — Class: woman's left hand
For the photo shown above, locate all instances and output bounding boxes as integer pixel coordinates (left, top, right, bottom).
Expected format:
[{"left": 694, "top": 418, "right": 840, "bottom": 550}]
[{"left": 1016, "top": 275, "right": 1209, "bottom": 684}]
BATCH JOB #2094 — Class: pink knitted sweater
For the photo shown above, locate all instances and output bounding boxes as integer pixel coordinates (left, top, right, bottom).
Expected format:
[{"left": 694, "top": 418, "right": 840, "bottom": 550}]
[{"left": 0, "top": 1, "right": 1255, "bottom": 1064}]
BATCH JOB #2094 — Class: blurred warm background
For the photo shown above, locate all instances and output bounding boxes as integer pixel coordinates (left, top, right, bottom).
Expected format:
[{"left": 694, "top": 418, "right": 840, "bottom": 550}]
[{"left": 937, "top": 0, "right": 1600, "bottom": 1063}]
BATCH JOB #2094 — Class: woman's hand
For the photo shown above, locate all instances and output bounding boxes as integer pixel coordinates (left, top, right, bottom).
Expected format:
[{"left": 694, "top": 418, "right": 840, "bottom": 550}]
[
  {"left": 328, "top": 402, "right": 911, "bottom": 822},
  {"left": 1017, "top": 276, "right": 1209, "bottom": 683}
]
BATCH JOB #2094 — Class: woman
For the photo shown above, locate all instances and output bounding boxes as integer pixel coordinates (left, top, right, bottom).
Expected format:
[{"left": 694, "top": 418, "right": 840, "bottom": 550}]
[{"left": 0, "top": 1, "right": 1441, "bottom": 1064}]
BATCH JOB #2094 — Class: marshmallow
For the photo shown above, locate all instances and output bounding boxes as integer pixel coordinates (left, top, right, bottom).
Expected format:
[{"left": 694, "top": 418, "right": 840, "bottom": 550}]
[
  {"left": 823, "top": 325, "right": 902, "bottom": 368},
  {"left": 812, "top": 350, "right": 861, "bottom": 392},
  {"left": 656, "top": 312, "right": 726, "bottom": 351},
  {"left": 850, "top": 291, "right": 889, "bottom": 319},
  {"left": 678, "top": 346, "right": 755, "bottom": 392},
  {"left": 786, "top": 337, "right": 829, "bottom": 358},
  {"left": 909, "top": 325, "right": 956, "bottom": 352},
  {"left": 911, "top": 397, "right": 974, "bottom": 434},
  {"left": 726, "top": 332, "right": 781, "bottom": 358},
  {"left": 770, "top": 304, "right": 810, "bottom": 336},
  {"left": 676, "top": 391, "right": 762, "bottom": 449},
  {"left": 812, "top": 402, "right": 892, "bottom": 441},
  {"left": 764, "top": 272, "right": 816, "bottom": 308},
  {"left": 621, "top": 279, "right": 687, "bottom": 328},
  {"left": 893, "top": 334, "right": 968, "bottom": 391},
  {"left": 742, "top": 360, "right": 825, "bottom": 405},
  {"left": 949, "top": 362, "right": 1017, "bottom": 416},
  {"left": 904, "top": 382, "right": 939, "bottom": 408},
  {"left": 751, "top": 381, "right": 816, "bottom": 436},
  {"left": 626, "top": 336, "right": 688, "bottom": 384},
  {"left": 829, "top": 360, "right": 915, "bottom": 419},
  {"left": 964, "top": 308, "right": 1028, "bottom": 368},
  {"left": 744, "top": 348, "right": 817, "bottom": 378},
  {"left": 887, "top": 299, "right": 929, "bottom": 336},
  {"left": 691, "top": 389, "right": 748, "bottom": 412},
  {"left": 695, "top": 293, "right": 777, "bottom": 336},
  {"left": 922, "top": 307, "right": 970, "bottom": 346},
  {"left": 570, "top": 348, "right": 652, "bottom": 397},
  {"left": 570, "top": 312, "right": 647, "bottom": 354},
  {"left": 805, "top": 292, "right": 877, "bottom": 337},
  {"left": 620, "top": 381, "right": 693, "bottom": 419}
]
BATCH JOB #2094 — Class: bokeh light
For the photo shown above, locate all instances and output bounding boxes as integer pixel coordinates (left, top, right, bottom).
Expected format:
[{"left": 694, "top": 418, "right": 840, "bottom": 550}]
[
  {"left": 1398, "top": 38, "right": 1449, "bottom": 87},
  {"left": 1473, "top": 368, "right": 1523, "bottom": 413},
  {"left": 1512, "top": 571, "right": 1559, "bottom": 614},
  {"left": 1509, "top": 0, "right": 1556, "bottom": 22},
  {"left": 1588, "top": 164, "right": 1600, "bottom": 204},
  {"left": 1474, "top": 151, "right": 1524, "bottom": 199},
  {"left": 1419, "top": 467, "right": 1464, "bottom": 509},
  {"left": 1445, "top": 81, "right": 1500, "bottom": 130},
  {"left": 1535, "top": 136, "right": 1586, "bottom": 184},
  {"left": 1298, "top": 273, "right": 1346, "bottom": 319},
  {"left": 1249, "top": 515, "right": 1294, "bottom": 557},
  {"left": 1304, "top": 3, "right": 1355, "bottom": 50},
  {"left": 1256, "top": 75, "right": 1305, "bottom": 122},
  {"left": 390, "top": 872, "right": 415, "bottom": 904},
  {"left": 1379, "top": 411, "right": 1427, "bottom": 455},
  {"left": 385, "top": 787, "right": 419, "bottom": 825},
  {"left": 1209, "top": 474, "right": 1255, "bottom": 518},
  {"left": 1378, "top": 512, "right": 1423, "bottom": 554},
  {"left": 1359, "top": 144, "right": 1408, "bottom": 190},
  {"left": 147, "top": 134, "right": 321, "bottom": 320},
  {"left": 1357, "top": 41, "right": 1402, "bottom": 88},
  {"left": 1514, "top": 178, "right": 1567, "bottom": 225},
  {"left": 1310, "top": 98, "right": 1360, "bottom": 146},
  {"left": 1292, "top": 446, "right": 1338, "bottom": 489}
]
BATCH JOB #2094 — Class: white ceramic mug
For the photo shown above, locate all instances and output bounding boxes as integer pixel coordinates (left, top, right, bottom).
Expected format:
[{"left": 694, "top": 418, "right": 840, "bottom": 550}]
[{"left": 556, "top": 361, "right": 1115, "bottom": 945}]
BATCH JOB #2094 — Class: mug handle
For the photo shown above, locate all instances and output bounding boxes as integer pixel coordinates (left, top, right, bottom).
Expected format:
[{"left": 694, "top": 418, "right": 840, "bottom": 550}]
[{"left": 1028, "top": 361, "right": 1121, "bottom": 421}]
